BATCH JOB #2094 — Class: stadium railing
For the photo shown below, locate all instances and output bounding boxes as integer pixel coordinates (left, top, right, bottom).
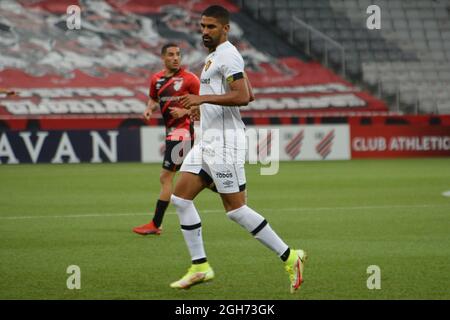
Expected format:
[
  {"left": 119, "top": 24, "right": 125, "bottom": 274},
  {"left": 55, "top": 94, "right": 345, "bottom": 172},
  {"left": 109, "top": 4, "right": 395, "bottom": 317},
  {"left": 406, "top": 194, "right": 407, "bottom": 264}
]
[
  {"left": 289, "top": 15, "right": 346, "bottom": 78},
  {"left": 237, "top": 0, "right": 347, "bottom": 77}
]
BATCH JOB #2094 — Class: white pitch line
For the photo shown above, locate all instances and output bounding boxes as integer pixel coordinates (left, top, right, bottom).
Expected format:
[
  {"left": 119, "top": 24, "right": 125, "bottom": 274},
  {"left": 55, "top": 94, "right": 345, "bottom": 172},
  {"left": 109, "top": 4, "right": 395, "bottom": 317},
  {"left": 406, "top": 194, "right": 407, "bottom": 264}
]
[
  {"left": 0, "top": 204, "right": 448, "bottom": 221},
  {"left": 202, "top": 204, "right": 449, "bottom": 213},
  {"left": 0, "top": 212, "right": 149, "bottom": 220}
]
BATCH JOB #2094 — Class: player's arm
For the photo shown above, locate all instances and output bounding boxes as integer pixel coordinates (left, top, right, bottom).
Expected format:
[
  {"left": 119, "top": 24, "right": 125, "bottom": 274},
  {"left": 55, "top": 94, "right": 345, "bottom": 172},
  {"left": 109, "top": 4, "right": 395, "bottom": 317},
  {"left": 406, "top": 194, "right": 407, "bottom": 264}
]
[
  {"left": 143, "top": 98, "right": 158, "bottom": 120},
  {"left": 187, "top": 74, "right": 201, "bottom": 120},
  {"left": 169, "top": 105, "right": 189, "bottom": 119},
  {"left": 144, "top": 74, "right": 160, "bottom": 120},
  {"left": 180, "top": 74, "right": 250, "bottom": 108},
  {"left": 170, "top": 104, "right": 201, "bottom": 119},
  {"left": 244, "top": 71, "right": 255, "bottom": 102}
]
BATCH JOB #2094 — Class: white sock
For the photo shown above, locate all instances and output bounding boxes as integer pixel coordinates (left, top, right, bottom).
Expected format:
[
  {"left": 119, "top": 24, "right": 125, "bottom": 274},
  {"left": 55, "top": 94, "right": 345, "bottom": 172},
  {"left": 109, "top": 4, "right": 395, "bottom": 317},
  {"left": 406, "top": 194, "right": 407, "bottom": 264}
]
[
  {"left": 171, "top": 194, "right": 206, "bottom": 262},
  {"left": 227, "top": 205, "right": 289, "bottom": 257}
]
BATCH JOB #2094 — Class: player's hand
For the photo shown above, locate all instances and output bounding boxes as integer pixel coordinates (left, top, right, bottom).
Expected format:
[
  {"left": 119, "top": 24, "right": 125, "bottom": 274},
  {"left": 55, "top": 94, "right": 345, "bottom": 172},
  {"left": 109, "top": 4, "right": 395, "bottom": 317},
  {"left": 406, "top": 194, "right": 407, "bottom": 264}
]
[
  {"left": 169, "top": 107, "right": 188, "bottom": 119},
  {"left": 180, "top": 94, "right": 203, "bottom": 109},
  {"left": 143, "top": 105, "right": 153, "bottom": 120},
  {"left": 143, "top": 99, "right": 158, "bottom": 120},
  {"left": 189, "top": 105, "right": 200, "bottom": 121}
]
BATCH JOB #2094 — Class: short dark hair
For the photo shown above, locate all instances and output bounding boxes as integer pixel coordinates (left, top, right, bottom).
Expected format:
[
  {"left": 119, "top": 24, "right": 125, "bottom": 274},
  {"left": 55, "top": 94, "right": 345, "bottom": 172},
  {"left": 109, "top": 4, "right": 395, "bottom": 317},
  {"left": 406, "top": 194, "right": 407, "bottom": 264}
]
[
  {"left": 201, "top": 5, "right": 230, "bottom": 25},
  {"left": 161, "top": 43, "right": 179, "bottom": 55}
]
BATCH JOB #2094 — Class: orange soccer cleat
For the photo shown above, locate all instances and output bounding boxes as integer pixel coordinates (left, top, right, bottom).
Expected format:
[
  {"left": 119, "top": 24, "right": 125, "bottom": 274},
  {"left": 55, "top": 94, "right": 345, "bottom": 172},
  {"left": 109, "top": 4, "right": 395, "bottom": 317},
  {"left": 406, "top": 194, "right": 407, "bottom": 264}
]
[{"left": 132, "top": 221, "right": 162, "bottom": 236}]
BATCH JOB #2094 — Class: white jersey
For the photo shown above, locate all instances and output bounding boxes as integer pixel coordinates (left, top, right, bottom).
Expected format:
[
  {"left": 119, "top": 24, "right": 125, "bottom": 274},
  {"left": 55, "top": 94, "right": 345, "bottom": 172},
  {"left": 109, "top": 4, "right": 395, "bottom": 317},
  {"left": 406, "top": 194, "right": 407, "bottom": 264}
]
[{"left": 199, "top": 41, "right": 246, "bottom": 150}]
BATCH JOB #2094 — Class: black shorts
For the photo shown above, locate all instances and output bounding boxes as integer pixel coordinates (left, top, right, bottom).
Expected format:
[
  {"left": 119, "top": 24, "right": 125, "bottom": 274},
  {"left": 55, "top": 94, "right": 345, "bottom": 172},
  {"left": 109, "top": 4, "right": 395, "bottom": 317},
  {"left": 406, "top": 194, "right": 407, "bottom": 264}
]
[{"left": 162, "top": 140, "right": 194, "bottom": 172}]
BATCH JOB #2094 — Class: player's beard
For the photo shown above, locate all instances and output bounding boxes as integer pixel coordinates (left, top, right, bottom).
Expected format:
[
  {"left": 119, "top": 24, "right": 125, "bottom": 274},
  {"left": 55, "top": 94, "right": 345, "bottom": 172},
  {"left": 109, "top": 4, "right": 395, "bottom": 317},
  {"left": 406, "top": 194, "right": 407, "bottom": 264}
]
[
  {"left": 202, "top": 36, "right": 217, "bottom": 50},
  {"left": 168, "top": 67, "right": 179, "bottom": 75}
]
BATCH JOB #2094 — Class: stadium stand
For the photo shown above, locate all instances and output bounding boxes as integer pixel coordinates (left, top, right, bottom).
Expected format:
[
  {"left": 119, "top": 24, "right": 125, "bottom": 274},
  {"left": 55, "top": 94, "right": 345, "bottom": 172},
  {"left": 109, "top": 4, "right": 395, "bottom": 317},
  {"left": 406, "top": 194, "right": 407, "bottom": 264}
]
[
  {"left": 239, "top": 0, "right": 450, "bottom": 115},
  {"left": 0, "top": 0, "right": 449, "bottom": 165},
  {"left": 0, "top": 0, "right": 389, "bottom": 132}
]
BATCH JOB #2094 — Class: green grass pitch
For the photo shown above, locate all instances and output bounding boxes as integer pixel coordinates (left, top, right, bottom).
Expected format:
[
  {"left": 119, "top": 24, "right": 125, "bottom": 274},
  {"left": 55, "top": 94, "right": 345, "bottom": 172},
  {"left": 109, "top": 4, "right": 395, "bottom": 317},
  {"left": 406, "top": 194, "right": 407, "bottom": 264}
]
[{"left": 0, "top": 159, "right": 449, "bottom": 300}]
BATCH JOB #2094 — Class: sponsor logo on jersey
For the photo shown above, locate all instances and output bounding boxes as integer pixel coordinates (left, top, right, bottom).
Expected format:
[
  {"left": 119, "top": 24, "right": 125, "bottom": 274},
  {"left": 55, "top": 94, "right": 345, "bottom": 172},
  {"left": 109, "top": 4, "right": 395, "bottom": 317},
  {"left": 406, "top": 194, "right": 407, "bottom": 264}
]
[
  {"left": 160, "top": 96, "right": 181, "bottom": 102},
  {"left": 204, "top": 60, "right": 212, "bottom": 71},
  {"left": 201, "top": 78, "right": 210, "bottom": 84},
  {"left": 223, "top": 180, "right": 234, "bottom": 187},
  {"left": 174, "top": 79, "right": 183, "bottom": 91},
  {"left": 216, "top": 172, "right": 233, "bottom": 179},
  {"left": 156, "top": 78, "right": 166, "bottom": 90}
]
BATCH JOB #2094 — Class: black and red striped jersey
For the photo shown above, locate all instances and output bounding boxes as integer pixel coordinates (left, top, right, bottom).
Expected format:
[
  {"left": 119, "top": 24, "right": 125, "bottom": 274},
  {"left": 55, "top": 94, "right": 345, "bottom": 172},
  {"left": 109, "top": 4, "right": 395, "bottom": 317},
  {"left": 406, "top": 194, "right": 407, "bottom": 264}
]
[{"left": 149, "top": 67, "right": 200, "bottom": 141}]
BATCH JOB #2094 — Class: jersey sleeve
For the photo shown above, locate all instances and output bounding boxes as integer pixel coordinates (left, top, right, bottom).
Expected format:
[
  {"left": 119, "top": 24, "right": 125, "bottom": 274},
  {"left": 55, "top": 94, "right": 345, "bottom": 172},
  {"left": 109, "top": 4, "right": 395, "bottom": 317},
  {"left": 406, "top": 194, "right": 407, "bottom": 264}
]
[
  {"left": 189, "top": 74, "right": 200, "bottom": 95},
  {"left": 219, "top": 51, "right": 245, "bottom": 83},
  {"left": 148, "top": 75, "right": 158, "bottom": 100}
]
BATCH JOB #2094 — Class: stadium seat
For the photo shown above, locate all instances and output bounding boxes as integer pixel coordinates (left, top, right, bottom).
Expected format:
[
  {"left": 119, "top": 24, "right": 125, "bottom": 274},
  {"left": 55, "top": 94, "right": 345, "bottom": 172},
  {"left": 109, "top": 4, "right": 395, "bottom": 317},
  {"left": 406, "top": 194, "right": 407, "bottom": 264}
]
[
  {"left": 438, "top": 71, "right": 450, "bottom": 81},
  {"left": 426, "top": 30, "right": 442, "bottom": 40},
  {"left": 391, "top": 9, "right": 406, "bottom": 19},
  {"left": 273, "top": 0, "right": 288, "bottom": 8},
  {"left": 437, "top": 101, "right": 450, "bottom": 114},
  {"left": 428, "top": 40, "right": 444, "bottom": 51},
  {"left": 423, "top": 20, "right": 439, "bottom": 29},
  {"left": 434, "top": 9, "right": 449, "bottom": 19},
  {"left": 287, "top": 0, "right": 302, "bottom": 8},
  {"left": 388, "top": 1, "right": 402, "bottom": 8},
  {"left": 419, "top": 99, "right": 437, "bottom": 114},
  {"left": 400, "top": 90, "right": 418, "bottom": 106},
  {"left": 245, "top": 0, "right": 450, "bottom": 114},
  {"left": 408, "top": 19, "right": 423, "bottom": 30}
]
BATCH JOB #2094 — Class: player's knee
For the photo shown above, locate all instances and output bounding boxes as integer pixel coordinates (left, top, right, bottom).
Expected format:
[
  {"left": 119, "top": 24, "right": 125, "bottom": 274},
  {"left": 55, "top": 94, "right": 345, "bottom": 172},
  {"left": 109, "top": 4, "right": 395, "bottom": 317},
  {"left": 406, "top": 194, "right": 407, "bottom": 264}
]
[
  {"left": 171, "top": 194, "right": 192, "bottom": 210},
  {"left": 223, "top": 202, "right": 245, "bottom": 212},
  {"left": 160, "top": 171, "right": 174, "bottom": 185},
  {"left": 221, "top": 193, "right": 246, "bottom": 212}
]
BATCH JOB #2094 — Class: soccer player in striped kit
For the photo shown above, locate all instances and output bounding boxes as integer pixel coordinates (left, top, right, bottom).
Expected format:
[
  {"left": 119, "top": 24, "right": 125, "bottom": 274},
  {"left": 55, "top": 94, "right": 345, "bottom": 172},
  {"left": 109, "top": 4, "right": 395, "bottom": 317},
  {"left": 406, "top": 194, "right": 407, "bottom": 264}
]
[{"left": 133, "top": 43, "right": 200, "bottom": 236}]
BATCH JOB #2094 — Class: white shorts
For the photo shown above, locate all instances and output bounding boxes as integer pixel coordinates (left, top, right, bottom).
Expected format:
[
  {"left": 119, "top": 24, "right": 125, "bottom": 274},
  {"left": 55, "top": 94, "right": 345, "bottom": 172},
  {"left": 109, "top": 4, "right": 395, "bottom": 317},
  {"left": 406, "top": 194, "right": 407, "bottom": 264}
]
[{"left": 180, "top": 144, "right": 247, "bottom": 194}]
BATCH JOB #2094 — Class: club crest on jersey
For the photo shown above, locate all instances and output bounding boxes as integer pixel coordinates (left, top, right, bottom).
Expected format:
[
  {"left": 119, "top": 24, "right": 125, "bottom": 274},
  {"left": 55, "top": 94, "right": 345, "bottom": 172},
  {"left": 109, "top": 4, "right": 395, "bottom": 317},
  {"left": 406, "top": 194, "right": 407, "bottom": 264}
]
[
  {"left": 174, "top": 79, "right": 183, "bottom": 91},
  {"left": 204, "top": 60, "right": 212, "bottom": 71}
]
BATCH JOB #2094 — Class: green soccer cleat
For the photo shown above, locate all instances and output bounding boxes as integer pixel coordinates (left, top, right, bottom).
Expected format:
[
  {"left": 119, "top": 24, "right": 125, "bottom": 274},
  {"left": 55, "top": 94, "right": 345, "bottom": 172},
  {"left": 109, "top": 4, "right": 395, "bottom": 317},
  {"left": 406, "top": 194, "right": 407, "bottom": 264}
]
[
  {"left": 284, "top": 249, "right": 308, "bottom": 293},
  {"left": 170, "top": 262, "right": 215, "bottom": 289}
]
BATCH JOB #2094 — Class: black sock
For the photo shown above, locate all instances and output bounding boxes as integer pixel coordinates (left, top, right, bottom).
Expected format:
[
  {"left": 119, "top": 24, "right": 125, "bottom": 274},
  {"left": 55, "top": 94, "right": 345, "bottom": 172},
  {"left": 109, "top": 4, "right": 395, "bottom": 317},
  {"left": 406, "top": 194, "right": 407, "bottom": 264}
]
[
  {"left": 152, "top": 199, "right": 169, "bottom": 228},
  {"left": 280, "top": 248, "right": 291, "bottom": 262},
  {"left": 192, "top": 257, "right": 207, "bottom": 264}
]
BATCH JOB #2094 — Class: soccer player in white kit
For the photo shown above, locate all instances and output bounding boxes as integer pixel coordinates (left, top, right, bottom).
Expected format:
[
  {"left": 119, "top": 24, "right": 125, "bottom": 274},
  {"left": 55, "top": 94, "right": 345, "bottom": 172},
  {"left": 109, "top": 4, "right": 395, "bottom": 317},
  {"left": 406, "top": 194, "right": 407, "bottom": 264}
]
[{"left": 169, "top": 5, "right": 307, "bottom": 293}]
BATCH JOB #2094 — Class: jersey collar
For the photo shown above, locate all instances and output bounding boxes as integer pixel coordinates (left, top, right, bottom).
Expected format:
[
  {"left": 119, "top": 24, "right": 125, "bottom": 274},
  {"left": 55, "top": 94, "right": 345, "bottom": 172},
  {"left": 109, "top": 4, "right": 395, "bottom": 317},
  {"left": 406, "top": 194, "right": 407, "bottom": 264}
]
[
  {"left": 164, "top": 67, "right": 184, "bottom": 78},
  {"left": 215, "top": 41, "right": 232, "bottom": 53}
]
